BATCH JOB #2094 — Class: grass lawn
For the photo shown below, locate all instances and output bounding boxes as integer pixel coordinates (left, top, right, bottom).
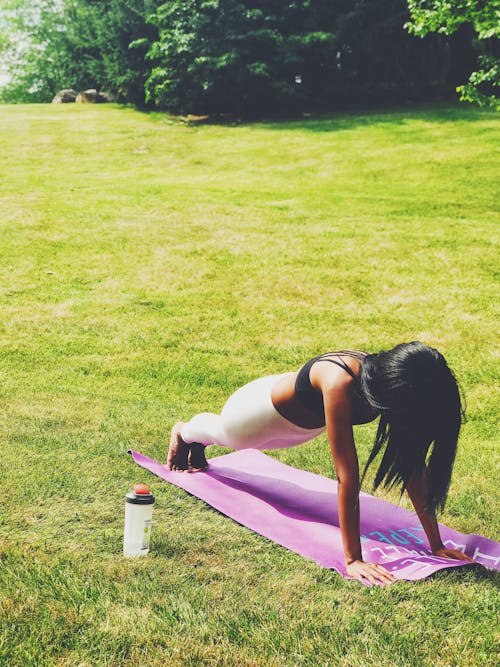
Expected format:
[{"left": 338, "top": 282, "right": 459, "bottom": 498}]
[{"left": 0, "top": 102, "right": 498, "bottom": 666}]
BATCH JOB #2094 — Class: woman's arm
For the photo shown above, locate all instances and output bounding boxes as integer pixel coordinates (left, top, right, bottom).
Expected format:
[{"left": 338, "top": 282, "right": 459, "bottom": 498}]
[
  {"left": 406, "top": 467, "right": 473, "bottom": 561},
  {"left": 321, "top": 376, "right": 395, "bottom": 585}
]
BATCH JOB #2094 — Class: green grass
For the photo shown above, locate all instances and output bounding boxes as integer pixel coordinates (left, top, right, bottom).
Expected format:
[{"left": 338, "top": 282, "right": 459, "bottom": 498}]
[{"left": 0, "top": 103, "right": 498, "bottom": 666}]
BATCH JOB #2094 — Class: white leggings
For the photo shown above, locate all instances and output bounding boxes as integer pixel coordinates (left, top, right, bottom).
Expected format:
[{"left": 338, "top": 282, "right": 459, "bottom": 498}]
[{"left": 180, "top": 373, "right": 325, "bottom": 451}]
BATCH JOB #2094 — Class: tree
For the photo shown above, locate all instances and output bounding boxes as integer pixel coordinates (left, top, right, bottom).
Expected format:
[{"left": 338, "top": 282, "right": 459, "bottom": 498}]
[
  {"left": 405, "top": 0, "right": 499, "bottom": 109},
  {"left": 84, "top": 0, "right": 161, "bottom": 105},
  {"left": 145, "top": 0, "right": 454, "bottom": 114},
  {"left": 0, "top": 0, "right": 106, "bottom": 102},
  {"left": 332, "top": 1, "right": 452, "bottom": 100},
  {"left": 1, "top": 0, "right": 482, "bottom": 110},
  {"left": 0, "top": 0, "right": 160, "bottom": 104},
  {"left": 145, "top": 0, "right": 323, "bottom": 113}
]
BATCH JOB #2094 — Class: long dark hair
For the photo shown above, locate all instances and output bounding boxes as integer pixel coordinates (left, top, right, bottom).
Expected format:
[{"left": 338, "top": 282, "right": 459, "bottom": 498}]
[{"left": 359, "top": 342, "right": 463, "bottom": 513}]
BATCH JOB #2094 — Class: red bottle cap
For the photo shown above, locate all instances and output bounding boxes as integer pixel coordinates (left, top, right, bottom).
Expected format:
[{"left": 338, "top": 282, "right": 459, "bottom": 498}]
[{"left": 132, "top": 484, "right": 150, "bottom": 495}]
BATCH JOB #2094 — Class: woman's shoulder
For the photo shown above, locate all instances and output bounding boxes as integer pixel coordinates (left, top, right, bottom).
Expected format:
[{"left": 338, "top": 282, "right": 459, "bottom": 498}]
[
  {"left": 310, "top": 355, "right": 360, "bottom": 392},
  {"left": 312, "top": 351, "right": 365, "bottom": 375}
]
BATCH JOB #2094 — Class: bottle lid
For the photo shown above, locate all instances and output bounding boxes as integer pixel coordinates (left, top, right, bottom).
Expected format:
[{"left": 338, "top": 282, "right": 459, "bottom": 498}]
[
  {"left": 133, "top": 484, "right": 150, "bottom": 495},
  {"left": 126, "top": 484, "right": 155, "bottom": 505}
]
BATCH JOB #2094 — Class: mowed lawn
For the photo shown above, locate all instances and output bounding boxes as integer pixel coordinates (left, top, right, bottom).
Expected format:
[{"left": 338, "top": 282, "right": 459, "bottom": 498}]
[{"left": 0, "top": 103, "right": 498, "bottom": 667}]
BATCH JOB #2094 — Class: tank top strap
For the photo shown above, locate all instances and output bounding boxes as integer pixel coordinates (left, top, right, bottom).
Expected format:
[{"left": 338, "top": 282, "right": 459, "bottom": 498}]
[{"left": 315, "top": 353, "right": 358, "bottom": 380}]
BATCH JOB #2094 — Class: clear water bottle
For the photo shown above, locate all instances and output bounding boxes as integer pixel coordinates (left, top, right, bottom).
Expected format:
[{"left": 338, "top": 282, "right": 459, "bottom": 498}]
[{"left": 123, "top": 484, "right": 155, "bottom": 557}]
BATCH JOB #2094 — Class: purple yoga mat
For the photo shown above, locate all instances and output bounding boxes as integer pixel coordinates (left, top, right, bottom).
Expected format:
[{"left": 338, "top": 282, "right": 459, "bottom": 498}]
[{"left": 129, "top": 449, "right": 499, "bottom": 582}]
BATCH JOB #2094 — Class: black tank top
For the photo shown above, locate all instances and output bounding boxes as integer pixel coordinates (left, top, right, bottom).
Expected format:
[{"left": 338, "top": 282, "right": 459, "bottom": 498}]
[{"left": 295, "top": 351, "right": 380, "bottom": 426}]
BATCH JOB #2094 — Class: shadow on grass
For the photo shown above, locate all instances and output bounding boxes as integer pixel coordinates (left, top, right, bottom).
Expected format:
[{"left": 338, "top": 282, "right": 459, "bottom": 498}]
[{"left": 126, "top": 102, "right": 495, "bottom": 133}]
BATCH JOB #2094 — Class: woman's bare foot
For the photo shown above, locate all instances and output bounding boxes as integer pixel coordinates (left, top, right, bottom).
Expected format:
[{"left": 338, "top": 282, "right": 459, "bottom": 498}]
[
  {"left": 188, "top": 443, "right": 209, "bottom": 471},
  {"left": 166, "top": 422, "right": 190, "bottom": 471}
]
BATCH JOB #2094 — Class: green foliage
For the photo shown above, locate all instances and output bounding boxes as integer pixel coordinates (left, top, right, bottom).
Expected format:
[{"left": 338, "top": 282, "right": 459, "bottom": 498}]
[
  {"left": 457, "top": 54, "right": 499, "bottom": 110},
  {"left": 145, "top": 0, "right": 308, "bottom": 113},
  {"left": 0, "top": 0, "right": 490, "bottom": 110},
  {"left": 87, "top": 0, "right": 162, "bottom": 105},
  {"left": 406, "top": 0, "right": 499, "bottom": 109},
  {"left": 0, "top": 0, "right": 105, "bottom": 102},
  {"left": 406, "top": 0, "right": 499, "bottom": 39},
  {"left": 0, "top": 0, "right": 161, "bottom": 104},
  {"left": 1, "top": 0, "right": 100, "bottom": 102},
  {"left": 331, "top": 1, "right": 448, "bottom": 88},
  {"left": 145, "top": 0, "right": 455, "bottom": 113}
]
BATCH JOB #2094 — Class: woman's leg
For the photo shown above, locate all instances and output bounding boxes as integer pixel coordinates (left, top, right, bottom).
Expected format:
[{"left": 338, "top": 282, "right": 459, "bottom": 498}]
[
  {"left": 167, "top": 373, "right": 325, "bottom": 470},
  {"left": 166, "top": 412, "right": 229, "bottom": 472},
  {"left": 167, "top": 374, "right": 272, "bottom": 470},
  {"left": 181, "top": 413, "right": 229, "bottom": 446}
]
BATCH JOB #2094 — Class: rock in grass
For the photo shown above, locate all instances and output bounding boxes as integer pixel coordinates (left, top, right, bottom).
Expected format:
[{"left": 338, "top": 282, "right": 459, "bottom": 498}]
[
  {"left": 52, "top": 89, "right": 78, "bottom": 103},
  {"left": 75, "top": 89, "right": 112, "bottom": 104}
]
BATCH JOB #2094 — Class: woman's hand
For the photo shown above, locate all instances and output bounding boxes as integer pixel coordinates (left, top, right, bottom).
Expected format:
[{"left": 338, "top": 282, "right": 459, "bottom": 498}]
[
  {"left": 432, "top": 546, "right": 474, "bottom": 562},
  {"left": 346, "top": 560, "right": 396, "bottom": 585}
]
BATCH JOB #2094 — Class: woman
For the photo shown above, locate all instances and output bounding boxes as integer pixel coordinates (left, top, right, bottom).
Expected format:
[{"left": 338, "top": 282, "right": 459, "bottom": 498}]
[{"left": 167, "top": 341, "right": 473, "bottom": 584}]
